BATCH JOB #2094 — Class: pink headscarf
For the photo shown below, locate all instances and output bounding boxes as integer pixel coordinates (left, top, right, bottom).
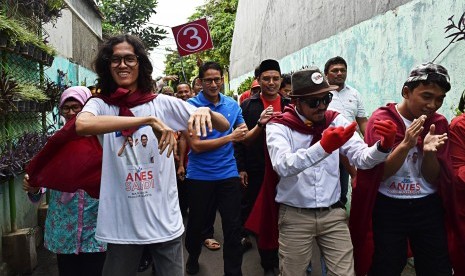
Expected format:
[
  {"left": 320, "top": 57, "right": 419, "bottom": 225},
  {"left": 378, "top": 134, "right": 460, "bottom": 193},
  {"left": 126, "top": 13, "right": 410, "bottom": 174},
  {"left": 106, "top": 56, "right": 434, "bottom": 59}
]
[
  {"left": 59, "top": 86, "right": 92, "bottom": 108},
  {"left": 58, "top": 86, "right": 92, "bottom": 203}
]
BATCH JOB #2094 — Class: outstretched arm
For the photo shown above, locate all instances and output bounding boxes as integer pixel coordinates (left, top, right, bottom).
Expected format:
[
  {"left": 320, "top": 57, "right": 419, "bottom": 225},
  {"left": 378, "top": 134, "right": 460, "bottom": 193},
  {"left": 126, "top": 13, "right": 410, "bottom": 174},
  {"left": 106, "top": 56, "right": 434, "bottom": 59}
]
[{"left": 76, "top": 112, "right": 177, "bottom": 157}]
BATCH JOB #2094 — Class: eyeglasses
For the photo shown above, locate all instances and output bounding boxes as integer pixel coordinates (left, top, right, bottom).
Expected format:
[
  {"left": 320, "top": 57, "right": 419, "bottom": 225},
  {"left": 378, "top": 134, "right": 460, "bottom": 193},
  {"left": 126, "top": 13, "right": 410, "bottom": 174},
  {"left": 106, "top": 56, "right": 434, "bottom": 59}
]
[
  {"left": 300, "top": 93, "right": 333, "bottom": 108},
  {"left": 201, "top": 77, "right": 223, "bottom": 85},
  {"left": 109, "top": 55, "right": 139, "bottom": 68},
  {"left": 61, "top": 104, "right": 82, "bottom": 113}
]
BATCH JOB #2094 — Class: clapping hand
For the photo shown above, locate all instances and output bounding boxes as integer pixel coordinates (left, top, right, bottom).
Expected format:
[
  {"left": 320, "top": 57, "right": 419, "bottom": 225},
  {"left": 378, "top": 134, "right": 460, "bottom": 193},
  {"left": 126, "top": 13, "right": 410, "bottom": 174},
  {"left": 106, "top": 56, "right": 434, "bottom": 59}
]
[{"left": 423, "top": 124, "right": 447, "bottom": 152}]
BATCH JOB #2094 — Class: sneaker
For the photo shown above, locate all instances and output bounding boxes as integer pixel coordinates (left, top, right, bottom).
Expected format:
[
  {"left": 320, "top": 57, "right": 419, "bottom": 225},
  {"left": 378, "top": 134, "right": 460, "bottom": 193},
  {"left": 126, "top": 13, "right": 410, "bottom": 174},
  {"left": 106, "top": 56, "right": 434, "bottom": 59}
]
[{"left": 186, "top": 255, "right": 199, "bottom": 275}]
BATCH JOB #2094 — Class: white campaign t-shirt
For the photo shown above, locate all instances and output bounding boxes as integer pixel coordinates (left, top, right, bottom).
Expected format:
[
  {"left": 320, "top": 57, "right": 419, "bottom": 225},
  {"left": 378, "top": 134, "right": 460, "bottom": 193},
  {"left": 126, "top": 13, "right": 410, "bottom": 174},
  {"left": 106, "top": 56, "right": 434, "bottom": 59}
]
[
  {"left": 82, "top": 94, "right": 196, "bottom": 244},
  {"left": 378, "top": 111, "right": 437, "bottom": 199}
]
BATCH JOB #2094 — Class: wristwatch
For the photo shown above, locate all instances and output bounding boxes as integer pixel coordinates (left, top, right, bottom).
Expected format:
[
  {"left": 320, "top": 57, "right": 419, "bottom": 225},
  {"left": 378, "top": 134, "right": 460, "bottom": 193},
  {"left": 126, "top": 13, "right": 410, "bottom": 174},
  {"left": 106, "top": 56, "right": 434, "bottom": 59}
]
[
  {"left": 257, "top": 119, "right": 265, "bottom": 128},
  {"left": 376, "top": 141, "right": 391, "bottom": 153}
]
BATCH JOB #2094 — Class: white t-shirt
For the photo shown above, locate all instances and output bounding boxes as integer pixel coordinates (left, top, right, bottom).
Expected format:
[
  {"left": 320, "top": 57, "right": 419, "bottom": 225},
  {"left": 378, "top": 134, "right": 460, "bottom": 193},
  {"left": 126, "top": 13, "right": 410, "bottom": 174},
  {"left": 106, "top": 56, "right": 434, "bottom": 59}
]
[
  {"left": 82, "top": 94, "right": 196, "bottom": 244},
  {"left": 378, "top": 111, "right": 437, "bottom": 199}
]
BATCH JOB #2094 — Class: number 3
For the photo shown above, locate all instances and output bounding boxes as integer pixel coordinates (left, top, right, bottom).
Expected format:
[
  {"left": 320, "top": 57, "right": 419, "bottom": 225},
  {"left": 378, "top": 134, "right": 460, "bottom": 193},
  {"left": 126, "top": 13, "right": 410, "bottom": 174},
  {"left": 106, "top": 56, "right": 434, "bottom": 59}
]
[{"left": 183, "top": 26, "right": 202, "bottom": 50}]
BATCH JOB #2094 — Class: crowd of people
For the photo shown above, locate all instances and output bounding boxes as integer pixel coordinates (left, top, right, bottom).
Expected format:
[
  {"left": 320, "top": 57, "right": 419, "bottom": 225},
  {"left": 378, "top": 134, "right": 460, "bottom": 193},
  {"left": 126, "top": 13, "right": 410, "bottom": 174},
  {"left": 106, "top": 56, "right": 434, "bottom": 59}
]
[{"left": 23, "top": 33, "right": 465, "bottom": 276}]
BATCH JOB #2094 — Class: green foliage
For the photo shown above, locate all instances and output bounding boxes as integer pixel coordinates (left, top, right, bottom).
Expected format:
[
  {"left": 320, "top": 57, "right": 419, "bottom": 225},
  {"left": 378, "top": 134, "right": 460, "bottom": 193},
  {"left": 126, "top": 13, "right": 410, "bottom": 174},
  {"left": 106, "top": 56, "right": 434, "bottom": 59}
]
[
  {"left": 0, "top": 14, "right": 57, "bottom": 55},
  {"left": 0, "top": 0, "right": 65, "bottom": 24},
  {"left": 97, "top": 0, "right": 167, "bottom": 51},
  {"left": 163, "top": 0, "right": 238, "bottom": 80},
  {"left": 16, "top": 84, "right": 49, "bottom": 102},
  {"left": 236, "top": 76, "right": 254, "bottom": 95},
  {"left": 164, "top": 50, "right": 198, "bottom": 83}
]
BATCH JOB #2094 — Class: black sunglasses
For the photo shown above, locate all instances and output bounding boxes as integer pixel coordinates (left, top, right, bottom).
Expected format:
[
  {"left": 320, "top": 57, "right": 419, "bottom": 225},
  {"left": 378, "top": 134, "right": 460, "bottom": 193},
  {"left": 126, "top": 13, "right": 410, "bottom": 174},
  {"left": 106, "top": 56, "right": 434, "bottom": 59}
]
[{"left": 299, "top": 93, "right": 333, "bottom": 108}]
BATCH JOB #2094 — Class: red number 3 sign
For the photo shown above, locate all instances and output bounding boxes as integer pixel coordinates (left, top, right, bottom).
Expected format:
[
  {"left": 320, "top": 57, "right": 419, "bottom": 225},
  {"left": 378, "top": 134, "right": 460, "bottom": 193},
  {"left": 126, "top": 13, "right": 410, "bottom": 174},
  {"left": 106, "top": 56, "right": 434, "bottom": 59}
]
[{"left": 172, "top": 18, "right": 214, "bottom": 57}]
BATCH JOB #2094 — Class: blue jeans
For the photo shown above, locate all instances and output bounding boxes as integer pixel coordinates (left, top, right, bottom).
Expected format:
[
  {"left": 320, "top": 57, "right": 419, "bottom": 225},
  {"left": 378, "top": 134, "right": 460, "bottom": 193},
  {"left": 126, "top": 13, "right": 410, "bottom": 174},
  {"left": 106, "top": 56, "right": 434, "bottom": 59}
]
[{"left": 102, "top": 236, "right": 183, "bottom": 276}]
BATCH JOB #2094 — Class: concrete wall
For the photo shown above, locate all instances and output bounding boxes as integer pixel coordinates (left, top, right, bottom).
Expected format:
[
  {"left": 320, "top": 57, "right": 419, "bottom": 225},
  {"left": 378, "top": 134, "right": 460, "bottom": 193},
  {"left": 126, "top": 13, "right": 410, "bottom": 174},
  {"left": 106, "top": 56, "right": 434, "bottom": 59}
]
[
  {"left": 230, "top": 0, "right": 412, "bottom": 78},
  {"left": 65, "top": 0, "right": 102, "bottom": 38},
  {"left": 43, "top": 0, "right": 102, "bottom": 70},
  {"left": 230, "top": 0, "right": 465, "bottom": 120},
  {"left": 43, "top": 9, "right": 74, "bottom": 58},
  {"left": 0, "top": 176, "right": 43, "bottom": 265},
  {"left": 72, "top": 15, "right": 100, "bottom": 69}
]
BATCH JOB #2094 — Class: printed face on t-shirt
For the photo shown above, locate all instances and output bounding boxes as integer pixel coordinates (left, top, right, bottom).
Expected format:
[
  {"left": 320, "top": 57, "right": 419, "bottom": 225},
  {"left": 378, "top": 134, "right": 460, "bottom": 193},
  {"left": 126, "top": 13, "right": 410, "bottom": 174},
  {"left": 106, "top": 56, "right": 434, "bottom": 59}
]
[{"left": 141, "top": 135, "right": 148, "bottom": 147}]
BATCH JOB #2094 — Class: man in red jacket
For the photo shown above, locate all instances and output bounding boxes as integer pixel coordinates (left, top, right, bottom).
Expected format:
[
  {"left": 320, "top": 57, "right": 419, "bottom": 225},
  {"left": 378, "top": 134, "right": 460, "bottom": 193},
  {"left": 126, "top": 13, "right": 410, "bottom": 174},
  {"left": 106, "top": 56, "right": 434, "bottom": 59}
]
[{"left": 350, "top": 62, "right": 453, "bottom": 276}]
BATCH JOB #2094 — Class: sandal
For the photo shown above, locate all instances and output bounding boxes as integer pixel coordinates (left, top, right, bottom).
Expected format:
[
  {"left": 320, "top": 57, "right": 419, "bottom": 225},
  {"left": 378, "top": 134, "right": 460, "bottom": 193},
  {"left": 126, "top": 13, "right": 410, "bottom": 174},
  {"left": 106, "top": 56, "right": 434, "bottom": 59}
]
[{"left": 204, "top": 238, "right": 221, "bottom": 250}]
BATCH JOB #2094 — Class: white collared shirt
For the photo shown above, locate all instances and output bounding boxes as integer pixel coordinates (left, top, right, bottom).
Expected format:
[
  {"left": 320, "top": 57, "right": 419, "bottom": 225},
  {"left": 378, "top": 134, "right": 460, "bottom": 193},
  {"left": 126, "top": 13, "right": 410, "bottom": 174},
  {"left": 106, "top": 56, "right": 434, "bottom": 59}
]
[
  {"left": 266, "top": 112, "right": 389, "bottom": 208},
  {"left": 328, "top": 84, "right": 367, "bottom": 122}
]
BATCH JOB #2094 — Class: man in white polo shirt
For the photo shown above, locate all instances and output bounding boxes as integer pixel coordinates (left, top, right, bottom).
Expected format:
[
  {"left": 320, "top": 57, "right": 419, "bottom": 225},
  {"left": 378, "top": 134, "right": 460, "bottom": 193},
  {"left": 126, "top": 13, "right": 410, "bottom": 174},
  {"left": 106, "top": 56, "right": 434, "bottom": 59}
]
[{"left": 325, "top": 56, "right": 367, "bottom": 205}]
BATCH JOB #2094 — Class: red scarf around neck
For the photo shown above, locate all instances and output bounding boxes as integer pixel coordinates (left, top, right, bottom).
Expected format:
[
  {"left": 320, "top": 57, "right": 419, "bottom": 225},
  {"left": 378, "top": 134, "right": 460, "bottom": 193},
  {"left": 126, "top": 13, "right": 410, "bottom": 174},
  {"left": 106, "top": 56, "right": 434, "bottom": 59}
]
[
  {"left": 97, "top": 88, "right": 157, "bottom": 136},
  {"left": 245, "top": 105, "right": 338, "bottom": 250}
]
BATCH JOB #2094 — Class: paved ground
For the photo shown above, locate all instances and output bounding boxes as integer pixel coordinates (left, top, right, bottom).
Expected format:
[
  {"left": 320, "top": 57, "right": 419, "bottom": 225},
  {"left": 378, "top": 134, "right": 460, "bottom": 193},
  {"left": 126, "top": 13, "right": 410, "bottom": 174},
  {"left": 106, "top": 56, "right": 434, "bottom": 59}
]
[{"left": 28, "top": 212, "right": 416, "bottom": 276}]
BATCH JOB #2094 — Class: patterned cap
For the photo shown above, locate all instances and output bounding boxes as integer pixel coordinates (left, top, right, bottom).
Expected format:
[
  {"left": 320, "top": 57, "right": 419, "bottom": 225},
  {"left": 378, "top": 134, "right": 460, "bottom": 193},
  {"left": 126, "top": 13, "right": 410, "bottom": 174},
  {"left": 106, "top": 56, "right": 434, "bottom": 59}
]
[{"left": 405, "top": 63, "right": 451, "bottom": 92}]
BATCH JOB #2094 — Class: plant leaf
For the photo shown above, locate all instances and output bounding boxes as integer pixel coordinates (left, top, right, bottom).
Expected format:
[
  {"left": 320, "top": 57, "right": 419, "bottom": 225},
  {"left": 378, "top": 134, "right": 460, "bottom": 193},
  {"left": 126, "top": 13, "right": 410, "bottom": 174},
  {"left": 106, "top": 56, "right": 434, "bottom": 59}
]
[
  {"left": 459, "top": 12, "right": 465, "bottom": 29},
  {"left": 444, "top": 25, "right": 455, "bottom": 33},
  {"left": 445, "top": 32, "right": 462, "bottom": 38}
]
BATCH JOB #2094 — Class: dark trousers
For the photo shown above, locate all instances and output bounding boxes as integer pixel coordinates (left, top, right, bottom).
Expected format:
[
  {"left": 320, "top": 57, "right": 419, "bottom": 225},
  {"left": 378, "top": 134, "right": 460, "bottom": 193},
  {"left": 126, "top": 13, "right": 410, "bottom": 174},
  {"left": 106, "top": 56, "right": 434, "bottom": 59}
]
[
  {"left": 57, "top": 252, "right": 106, "bottom": 276},
  {"left": 240, "top": 170, "right": 264, "bottom": 227},
  {"left": 369, "top": 193, "right": 452, "bottom": 276},
  {"left": 339, "top": 162, "right": 349, "bottom": 205},
  {"left": 201, "top": 196, "right": 218, "bottom": 240},
  {"left": 177, "top": 178, "right": 189, "bottom": 217},
  {"left": 259, "top": 248, "right": 279, "bottom": 271},
  {"left": 185, "top": 177, "right": 243, "bottom": 276}
]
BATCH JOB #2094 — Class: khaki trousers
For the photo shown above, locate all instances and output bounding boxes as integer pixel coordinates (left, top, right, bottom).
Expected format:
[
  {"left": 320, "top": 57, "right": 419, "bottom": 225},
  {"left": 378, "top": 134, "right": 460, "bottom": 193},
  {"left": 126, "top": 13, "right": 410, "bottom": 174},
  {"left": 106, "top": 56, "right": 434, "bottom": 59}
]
[{"left": 278, "top": 204, "right": 355, "bottom": 276}]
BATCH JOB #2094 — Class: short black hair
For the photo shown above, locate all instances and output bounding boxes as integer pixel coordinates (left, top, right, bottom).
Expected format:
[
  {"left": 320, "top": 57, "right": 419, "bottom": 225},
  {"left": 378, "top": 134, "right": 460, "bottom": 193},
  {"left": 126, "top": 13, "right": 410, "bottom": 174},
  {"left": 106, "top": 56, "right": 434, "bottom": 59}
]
[
  {"left": 141, "top": 134, "right": 148, "bottom": 139},
  {"left": 280, "top": 73, "right": 292, "bottom": 89},
  {"left": 198, "top": 62, "right": 223, "bottom": 78},
  {"left": 191, "top": 77, "right": 199, "bottom": 88},
  {"left": 176, "top": 82, "right": 191, "bottom": 91},
  {"left": 254, "top": 66, "right": 260, "bottom": 78},
  {"left": 324, "top": 56, "right": 347, "bottom": 75}
]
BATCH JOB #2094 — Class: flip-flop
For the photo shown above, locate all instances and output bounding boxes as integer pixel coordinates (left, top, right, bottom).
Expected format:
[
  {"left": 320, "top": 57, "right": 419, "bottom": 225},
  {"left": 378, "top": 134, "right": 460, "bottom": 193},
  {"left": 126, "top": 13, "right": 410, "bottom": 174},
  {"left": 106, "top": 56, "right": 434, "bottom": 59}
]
[{"left": 204, "top": 238, "right": 221, "bottom": 250}]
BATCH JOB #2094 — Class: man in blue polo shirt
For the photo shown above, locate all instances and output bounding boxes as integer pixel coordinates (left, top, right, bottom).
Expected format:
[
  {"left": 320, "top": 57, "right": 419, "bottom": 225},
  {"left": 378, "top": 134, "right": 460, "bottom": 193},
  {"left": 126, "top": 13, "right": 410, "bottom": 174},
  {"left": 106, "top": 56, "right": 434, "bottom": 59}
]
[{"left": 183, "top": 61, "right": 248, "bottom": 276}]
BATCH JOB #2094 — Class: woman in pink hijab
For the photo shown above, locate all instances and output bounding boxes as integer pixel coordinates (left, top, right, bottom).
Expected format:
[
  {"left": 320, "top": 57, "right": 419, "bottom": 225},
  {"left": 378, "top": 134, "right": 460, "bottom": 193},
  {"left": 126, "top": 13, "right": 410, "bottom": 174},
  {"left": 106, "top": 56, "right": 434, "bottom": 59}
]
[{"left": 23, "top": 86, "right": 106, "bottom": 276}]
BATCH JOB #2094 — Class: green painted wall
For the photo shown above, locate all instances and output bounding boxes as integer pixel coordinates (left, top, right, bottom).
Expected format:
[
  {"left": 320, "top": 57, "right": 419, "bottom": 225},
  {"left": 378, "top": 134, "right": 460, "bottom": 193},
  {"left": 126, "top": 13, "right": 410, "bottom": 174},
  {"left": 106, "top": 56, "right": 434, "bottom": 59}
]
[{"left": 231, "top": 0, "right": 465, "bottom": 120}]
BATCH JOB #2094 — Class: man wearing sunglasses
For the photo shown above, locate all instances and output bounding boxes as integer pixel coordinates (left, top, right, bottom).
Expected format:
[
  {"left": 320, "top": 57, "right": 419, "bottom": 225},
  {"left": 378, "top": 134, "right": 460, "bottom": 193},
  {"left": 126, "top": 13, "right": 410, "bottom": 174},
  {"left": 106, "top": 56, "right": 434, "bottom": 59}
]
[{"left": 265, "top": 67, "right": 397, "bottom": 275}]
